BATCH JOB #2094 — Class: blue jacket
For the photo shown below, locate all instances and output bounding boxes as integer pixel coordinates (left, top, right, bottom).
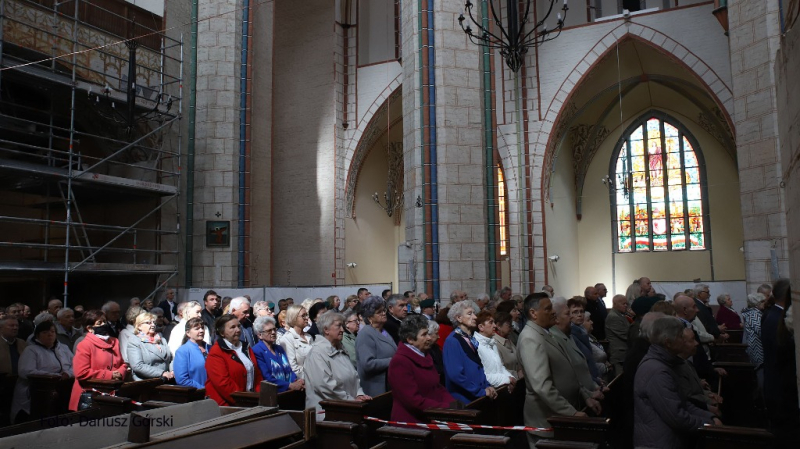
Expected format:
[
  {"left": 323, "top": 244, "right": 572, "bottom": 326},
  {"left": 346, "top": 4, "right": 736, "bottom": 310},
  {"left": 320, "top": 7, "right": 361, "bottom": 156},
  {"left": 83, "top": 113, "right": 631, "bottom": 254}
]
[
  {"left": 252, "top": 341, "right": 297, "bottom": 393},
  {"left": 443, "top": 331, "right": 490, "bottom": 404},
  {"left": 173, "top": 341, "right": 209, "bottom": 389}
]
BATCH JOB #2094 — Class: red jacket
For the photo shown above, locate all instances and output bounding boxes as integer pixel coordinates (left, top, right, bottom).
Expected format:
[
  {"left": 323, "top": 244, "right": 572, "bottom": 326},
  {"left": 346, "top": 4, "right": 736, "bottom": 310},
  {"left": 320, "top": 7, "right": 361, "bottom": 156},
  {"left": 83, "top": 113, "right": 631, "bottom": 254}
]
[
  {"left": 437, "top": 323, "right": 454, "bottom": 350},
  {"left": 205, "top": 338, "right": 263, "bottom": 406},
  {"left": 715, "top": 306, "right": 742, "bottom": 330},
  {"left": 388, "top": 343, "right": 455, "bottom": 423},
  {"left": 69, "top": 333, "right": 128, "bottom": 410}
]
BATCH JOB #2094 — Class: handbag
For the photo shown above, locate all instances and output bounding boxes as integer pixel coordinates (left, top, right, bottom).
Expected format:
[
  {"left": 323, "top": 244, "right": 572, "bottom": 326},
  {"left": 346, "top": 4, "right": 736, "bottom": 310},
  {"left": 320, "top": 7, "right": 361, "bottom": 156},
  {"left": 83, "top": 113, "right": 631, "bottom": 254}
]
[{"left": 77, "top": 391, "right": 94, "bottom": 410}]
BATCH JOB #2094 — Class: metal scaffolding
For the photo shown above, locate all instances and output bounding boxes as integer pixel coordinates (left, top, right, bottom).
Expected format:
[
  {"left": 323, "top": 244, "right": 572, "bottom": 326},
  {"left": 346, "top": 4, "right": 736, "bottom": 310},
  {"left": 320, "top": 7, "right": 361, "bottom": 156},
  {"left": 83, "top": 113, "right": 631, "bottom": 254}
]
[{"left": 0, "top": 0, "right": 182, "bottom": 304}]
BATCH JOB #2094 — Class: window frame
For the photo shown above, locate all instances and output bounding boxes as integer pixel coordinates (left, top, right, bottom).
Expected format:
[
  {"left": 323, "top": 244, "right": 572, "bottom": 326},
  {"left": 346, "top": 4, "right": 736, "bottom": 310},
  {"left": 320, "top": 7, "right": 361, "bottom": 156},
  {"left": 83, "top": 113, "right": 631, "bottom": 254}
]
[{"left": 608, "top": 110, "right": 712, "bottom": 254}]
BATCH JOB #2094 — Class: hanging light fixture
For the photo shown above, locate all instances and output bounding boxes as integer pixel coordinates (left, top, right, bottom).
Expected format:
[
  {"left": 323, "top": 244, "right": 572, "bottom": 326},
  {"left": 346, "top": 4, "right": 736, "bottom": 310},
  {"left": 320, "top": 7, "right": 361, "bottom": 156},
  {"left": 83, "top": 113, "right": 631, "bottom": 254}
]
[{"left": 459, "top": 0, "right": 569, "bottom": 72}]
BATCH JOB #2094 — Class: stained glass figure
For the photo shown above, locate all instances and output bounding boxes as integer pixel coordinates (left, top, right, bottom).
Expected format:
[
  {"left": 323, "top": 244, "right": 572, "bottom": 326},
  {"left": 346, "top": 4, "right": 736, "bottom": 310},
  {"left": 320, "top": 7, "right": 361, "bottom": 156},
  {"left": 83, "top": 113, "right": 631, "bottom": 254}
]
[{"left": 613, "top": 114, "right": 707, "bottom": 252}]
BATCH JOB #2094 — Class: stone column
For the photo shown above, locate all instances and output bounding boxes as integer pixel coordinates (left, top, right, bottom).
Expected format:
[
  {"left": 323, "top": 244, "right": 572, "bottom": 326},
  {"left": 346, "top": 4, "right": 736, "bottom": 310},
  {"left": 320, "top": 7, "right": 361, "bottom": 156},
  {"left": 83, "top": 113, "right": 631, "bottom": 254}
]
[
  {"left": 401, "top": 0, "right": 490, "bottom": 301},
  {"left": 728, "top": 0, "right": 789, "bottom": 292},
  {"left": 191, "top": 0, "right": 242, "bottom": 287}
]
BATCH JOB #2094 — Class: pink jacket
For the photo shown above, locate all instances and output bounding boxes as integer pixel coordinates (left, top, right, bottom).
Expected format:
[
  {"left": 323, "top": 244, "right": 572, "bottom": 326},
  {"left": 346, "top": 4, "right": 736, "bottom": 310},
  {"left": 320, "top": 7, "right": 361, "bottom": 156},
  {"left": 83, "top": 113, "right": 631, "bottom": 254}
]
[
  {"left": 388, "top": 343, "right": 455, "bottom": 423},
  {"left": 69, "top": 333, "right": 128, "bottom": 410}
]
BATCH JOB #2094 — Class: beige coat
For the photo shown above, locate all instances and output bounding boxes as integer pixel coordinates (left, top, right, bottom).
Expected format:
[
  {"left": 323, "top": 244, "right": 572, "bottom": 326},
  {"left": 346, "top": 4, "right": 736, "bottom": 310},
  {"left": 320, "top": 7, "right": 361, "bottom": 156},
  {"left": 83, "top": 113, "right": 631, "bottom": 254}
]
[
  {"left": 304, "top": 336, "right": 365, "bottom": 421},
  {"left": 0, "top": 337, "right": 28, "bottom": 375},
  {"left": 492, "top": 333, "right": 519, "bottom": 374},
  {"left": 517, "top": 321, "right": 590, "bottom": 438},
  {"left": 550, "top": 327, "right": 598, "bottom": 393},
  {"left": 605, "top": 309, "right": 630, "bottom": 370}
]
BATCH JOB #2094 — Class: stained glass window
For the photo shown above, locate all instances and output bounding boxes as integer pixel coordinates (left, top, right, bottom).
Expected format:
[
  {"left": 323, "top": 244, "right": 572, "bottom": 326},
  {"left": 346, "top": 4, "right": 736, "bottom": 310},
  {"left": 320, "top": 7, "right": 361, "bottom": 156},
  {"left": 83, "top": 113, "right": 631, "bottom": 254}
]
[
  {"left": 497, "top": 165, "right": 508, "bottom": 256},
  {"left": 612, "top": 114, "right": 708, "bottom": 253}
]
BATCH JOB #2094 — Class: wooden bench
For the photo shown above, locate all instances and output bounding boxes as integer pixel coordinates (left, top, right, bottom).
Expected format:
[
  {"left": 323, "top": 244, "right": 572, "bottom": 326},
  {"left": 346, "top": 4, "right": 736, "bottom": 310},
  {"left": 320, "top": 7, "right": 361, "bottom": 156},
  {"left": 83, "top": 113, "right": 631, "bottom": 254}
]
[
  {"left": 27, "top": 374, "right": 74, "bottom": 419},
  {"left": 711, "top": 343, "right": 750, "bottom": 363},
  {"left": 320, "top": 390, "right": 393, "bottom": 449},
  {"left": 712, "top": 361, "right": 762, "bottom": 427},
  {"left": 724, "top": 330, "right": 743, "bottom": 344},
  {"left": 698, "top": 424, "right": 774, "bottom": 448},
  {"left": 450, "top": 433, "right": 512, "bottom": 448},
  {"left": 151, "top": 384, "right": 206, "bottom": 404},
  {"left": 534, "top": 441, "right": 599, "bottom": 449},
  {"left": 231, "top": 381, "right": 306, "bottom": 410},
  {"left": 376, "top": 426, "right": 432, "bottom": 449},
  {"left": 546, "top": 416, "right": 610, "bottom": 443},
  {"left": 81, "top": 378, "right": 165, "bottom": 404}
]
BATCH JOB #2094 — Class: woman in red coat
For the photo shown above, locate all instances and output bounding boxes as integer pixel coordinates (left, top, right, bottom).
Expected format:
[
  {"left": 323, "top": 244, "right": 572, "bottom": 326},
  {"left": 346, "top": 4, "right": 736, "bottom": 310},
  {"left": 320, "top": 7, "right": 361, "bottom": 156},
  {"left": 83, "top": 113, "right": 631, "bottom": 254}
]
[
  {"left": 69, "top": 309, "right": 128, "bottom": 410},
  {"left": 205, "top": 314, "right": 263, "bottom": 405},
  {"left": 388, "top": 315, "right": 455, "bottom": 423}
]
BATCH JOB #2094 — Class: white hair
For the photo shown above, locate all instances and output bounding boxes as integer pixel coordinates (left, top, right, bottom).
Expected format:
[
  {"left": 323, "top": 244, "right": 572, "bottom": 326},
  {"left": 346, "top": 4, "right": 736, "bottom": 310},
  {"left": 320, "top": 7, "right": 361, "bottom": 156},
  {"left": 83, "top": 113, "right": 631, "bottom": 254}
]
[
  {"left": 230, "top": 296, "right": 250, "bottom": 312},
  {"left": 56, "top": 308, "right": 73, "bottom": 319},
  {"left": 101, "top": 301, "right": 119, "bottom": 313}
]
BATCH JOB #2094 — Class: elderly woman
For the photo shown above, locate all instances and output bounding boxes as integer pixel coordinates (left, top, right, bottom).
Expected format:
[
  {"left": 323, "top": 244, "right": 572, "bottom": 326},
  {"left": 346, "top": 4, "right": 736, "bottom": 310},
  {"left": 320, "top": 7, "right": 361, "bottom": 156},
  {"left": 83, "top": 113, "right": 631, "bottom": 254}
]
[
  {"left": 342, "top": 310, "right": 360, "bottom": 368},
  {"left": 205, "top": 314, "right": 263, "bottom": 405},
  {"left": 127, "top": 312, "right": 173, "bottom": 381},
  {"left": 11, "top": 321, "right": 74, "bottom": 423},
  {"left": 355, "top": 296, "right": 397, "bottom": 396},
  {"left": 253, "top": 301, "right": 274, "bottom": 318},
  {"left": 277, "top": 305, "right": 314, "bottom": 377},
  {"left": 474, "top": 311, "right": 516, "bottom": 391},
  {"left": 742, "top": 293, "right": 766, "bottom": 386},
  {"left": 142, "top": 298, "right": 155, "bottom": 312},
  {"left": 583, "top": 311, "right": 611, "bottom": 382},
  {"left": 252, "top": 316, "right": 304, "bottom": 393},
  {"left": 715, "top": 293, "right": 742, "bottom": 330},
  {"left": 69, "top": 310, "right": 128, "bottom": 411},
  {"left": 388, "top": 315, "right": 455, "bottom": 422},
  {"left": 304, "top": 311, "right": 371, "bottom": 420},
  {"left": 443, "top": 300, "right": 496, "bottom": 404},
  {"left": 173, "top": 317, "right": 210, "bottom": 388}
]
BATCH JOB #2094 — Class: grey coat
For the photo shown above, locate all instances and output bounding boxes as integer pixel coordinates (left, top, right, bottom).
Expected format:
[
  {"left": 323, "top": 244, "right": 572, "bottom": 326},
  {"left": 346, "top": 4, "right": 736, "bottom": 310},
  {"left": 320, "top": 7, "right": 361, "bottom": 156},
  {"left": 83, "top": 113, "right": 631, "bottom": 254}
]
[
  {"left": 127, "top": 334, "right": 173, "bottom": 380},
  {"left": 355, "top": 324, "right": 397, "bottom": 396},
  {"left": 605, "top": 309, "right": 630, "bottom": 368},
  {"left": 633, "top": 344, "right": 715, "bottom": 448}
]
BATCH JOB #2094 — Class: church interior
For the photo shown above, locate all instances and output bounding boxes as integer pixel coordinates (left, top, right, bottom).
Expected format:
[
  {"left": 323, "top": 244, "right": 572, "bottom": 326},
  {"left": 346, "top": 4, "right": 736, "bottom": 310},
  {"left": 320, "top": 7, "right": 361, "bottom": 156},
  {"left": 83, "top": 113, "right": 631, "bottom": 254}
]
[{"left": 0, "top": 0, "right": 799, "bottom": 447}]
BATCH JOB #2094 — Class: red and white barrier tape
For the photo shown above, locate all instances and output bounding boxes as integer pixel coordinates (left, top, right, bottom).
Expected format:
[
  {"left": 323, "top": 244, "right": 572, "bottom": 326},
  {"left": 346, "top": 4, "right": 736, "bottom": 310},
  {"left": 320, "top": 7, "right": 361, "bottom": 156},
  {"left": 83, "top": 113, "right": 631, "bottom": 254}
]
[
  {"left": 363, "top": 416, "right": 552, "bottom": 432},
  {"left": 84, "top": 388, "right": 143, "bottom": 406}
]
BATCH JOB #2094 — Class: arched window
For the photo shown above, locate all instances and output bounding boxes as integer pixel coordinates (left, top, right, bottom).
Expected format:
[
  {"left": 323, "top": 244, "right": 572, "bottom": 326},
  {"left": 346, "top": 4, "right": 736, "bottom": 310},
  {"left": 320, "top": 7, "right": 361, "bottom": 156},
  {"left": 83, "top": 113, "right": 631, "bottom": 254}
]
[{"left": 611, "top": 112, "right": 709, "bottom": 253}]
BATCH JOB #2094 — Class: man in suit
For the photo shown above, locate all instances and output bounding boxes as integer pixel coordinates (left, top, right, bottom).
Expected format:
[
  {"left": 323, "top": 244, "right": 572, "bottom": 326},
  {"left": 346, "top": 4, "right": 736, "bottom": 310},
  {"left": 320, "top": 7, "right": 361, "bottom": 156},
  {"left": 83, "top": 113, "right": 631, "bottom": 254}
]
[
  {"left": 157, "top": 289, "right": 178, "bottom": 323},
  {"left": 693, "top": 284, "right": 725, "bottom": 339},
  {"left": 585, "top": 284, "right": 608, "bottom": 340},
  {"left": 606, "top": 294, "right": 630, "bottom": 376},
  {"left": 517, "top": 293, "right": 601, "bottom": 447},
  {"left": 550, "top": 297, "right": 601, "bottom": 394},
  {"left": 101, "top": 301, "right": 123, "bottom": 338},
  {"left": 383, "top": 294, "right": 407, "bottom": 344}
]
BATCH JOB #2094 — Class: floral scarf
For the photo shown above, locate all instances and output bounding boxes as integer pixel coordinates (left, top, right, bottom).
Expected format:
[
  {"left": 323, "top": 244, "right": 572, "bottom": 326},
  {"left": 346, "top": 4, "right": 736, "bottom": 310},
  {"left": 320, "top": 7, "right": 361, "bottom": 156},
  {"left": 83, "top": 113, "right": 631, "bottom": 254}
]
[{"left": 454, "top": 327, "right": 479, "bottom": 352}]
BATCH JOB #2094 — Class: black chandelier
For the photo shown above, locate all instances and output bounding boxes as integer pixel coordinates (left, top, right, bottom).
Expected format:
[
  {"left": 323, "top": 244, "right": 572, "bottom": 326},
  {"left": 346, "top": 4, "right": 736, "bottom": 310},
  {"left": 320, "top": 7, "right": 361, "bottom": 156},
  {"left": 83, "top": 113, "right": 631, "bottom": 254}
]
[{"left": 459, "top": 0, "right": 569, "bottom": 72}]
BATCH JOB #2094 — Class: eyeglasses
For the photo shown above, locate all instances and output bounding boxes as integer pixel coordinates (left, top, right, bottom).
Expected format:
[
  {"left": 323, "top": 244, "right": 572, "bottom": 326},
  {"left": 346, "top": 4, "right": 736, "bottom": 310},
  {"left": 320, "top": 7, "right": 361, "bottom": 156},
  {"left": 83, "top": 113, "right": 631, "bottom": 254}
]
[
  {"left": 142, "top": 321, "right": 154, "bottom": 325},
  {"left": 260, "top": 328, "right": 277, "bottom": 334}
]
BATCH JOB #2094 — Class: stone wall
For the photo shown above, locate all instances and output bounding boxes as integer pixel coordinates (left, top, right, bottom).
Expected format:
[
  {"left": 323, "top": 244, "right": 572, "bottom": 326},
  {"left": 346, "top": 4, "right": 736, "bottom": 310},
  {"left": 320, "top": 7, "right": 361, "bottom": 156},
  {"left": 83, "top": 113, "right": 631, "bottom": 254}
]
[
  {"left": 774, "top": 0, "right": 800, "bottom": 395},
  {"left": 728, "top": 0, "right": 789, "bottom": 293},
  {"left": 190, "top": 0, "right": 242, "bottom": 286}
]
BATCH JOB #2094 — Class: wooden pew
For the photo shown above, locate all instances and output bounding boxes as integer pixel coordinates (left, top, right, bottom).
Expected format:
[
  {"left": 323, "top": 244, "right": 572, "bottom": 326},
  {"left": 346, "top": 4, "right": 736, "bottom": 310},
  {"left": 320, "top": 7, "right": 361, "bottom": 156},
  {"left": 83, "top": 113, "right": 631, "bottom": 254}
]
[
  {"left": 724, "top": 330, "right": 743, "bottom": 344},
  {"left": 711, "top": 343, "right": 750, "bottom": 363},
  {"left": 534, "top": 441, "right": 599, "bottom": 449},
  {"left": 375, "top": 425, "right": 432, "bottom": 449},
  {"left": 81, "top": 378, "right": 165, "bottom": 404},
  {"left": 712, "top": 361, "right": 762, "bottom": 427},
  {"left": 317, "top": 420, "right": 360, "bottom": 449},
  {"left": 231, "top": 381, "right": 306, "bottom": 410},
  {"left": 151, "top": 385, "right": 205, "bottom": 404},
  {"left": 546, "top": 416, "right": 610, "bottom": 443},
  {"left": 450, "top": 433, "right": 512, "bottom": 448},
  {"left": 27, "top": 374, "right": 74, "bottom": 419},
  {"left": 698, "top": 424, "right": 774, "bottom": 449},
  {"left": 319, "top": 390, "right": 393, "bottom": 449}
]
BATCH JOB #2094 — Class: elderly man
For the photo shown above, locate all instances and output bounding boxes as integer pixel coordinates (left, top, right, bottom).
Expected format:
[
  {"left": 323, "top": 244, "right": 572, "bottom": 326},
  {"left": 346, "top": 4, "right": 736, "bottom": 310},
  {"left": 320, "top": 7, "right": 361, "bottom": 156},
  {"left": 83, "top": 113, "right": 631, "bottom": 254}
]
[
  {"left": 201, "top": 290, "right": 221, "bottom": 339},
  {"left": 420, "top": 298, "right": 436, "bottom": 320},
  {"left": 253, "top": 301, "right": 275, "bottom": 317},
  {"left": 0, "top": 316, "right": 28, "bottom": 425},
  {"left": 357, "top": 288, "right": 371, "bottom": 303},
  {"left": 383, "top": 294, "right": 408, "bottom": 344},
  {"left": 606, "top": 294, "right": 630, "bottom": 376},
  {"left": 8, "top": 303, "right": 34, "bottom": 341},
  {"left": 634, "top": 316, "right": 720, "bottom": 448},
  {"left": 157, "top": 289, "right": 178, "bottom": 322},
  {"left": 693, "top": 284, "right": 723, "bottom": 338},
  {"left": 517, "top": 293, "right": 599, "bottom": 446},
  {"left": 55, "top": 308, "right": 81, "bottom": 349},
  {"left": 229, "top": 297, "right": 255, "bottom": 347},
  {"left": 449, "top": 290, "right": 467, "bottom": 305},
  {"left": 168, "top": 301, "right": 211, "bottom": 355},
  {"left": 47, "top": 299, "right": 63, "bottom": 317},
  {"left": 541, "top": 285, "right": 554, "bottom": 298},
  {"left": 584, "top": 285, "right": 608, "bottom": 340},
  {"left": 673, "top": 295, "right": 724, "bottom": 382},
  {"left": 101, "top": 301, "right": 123, "bottom": 338},
  {"left": 474, "top": 293, "right": 490, "bottom": 310},
  {"left": 550, "top": 297, "right": 601, "bottom": 395}
]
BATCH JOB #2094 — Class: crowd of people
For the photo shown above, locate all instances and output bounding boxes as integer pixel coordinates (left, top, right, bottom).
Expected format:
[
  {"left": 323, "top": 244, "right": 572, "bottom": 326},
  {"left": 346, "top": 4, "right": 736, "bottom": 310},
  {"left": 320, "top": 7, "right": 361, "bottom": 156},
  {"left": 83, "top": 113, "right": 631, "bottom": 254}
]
[{"left": 0, "top": 280, "right": 797, "bottom": 447}]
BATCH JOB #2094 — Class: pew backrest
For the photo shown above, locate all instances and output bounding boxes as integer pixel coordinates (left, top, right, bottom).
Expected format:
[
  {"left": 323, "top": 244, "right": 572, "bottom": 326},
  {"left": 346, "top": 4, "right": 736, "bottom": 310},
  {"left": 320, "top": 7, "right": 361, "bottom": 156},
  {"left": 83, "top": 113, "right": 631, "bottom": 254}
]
[
  {"left": 450, "top": 433, "right": 511, "bottom": 448},
  {"left": 546, "top": 416, "right": 610, "bottom": 443}
]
